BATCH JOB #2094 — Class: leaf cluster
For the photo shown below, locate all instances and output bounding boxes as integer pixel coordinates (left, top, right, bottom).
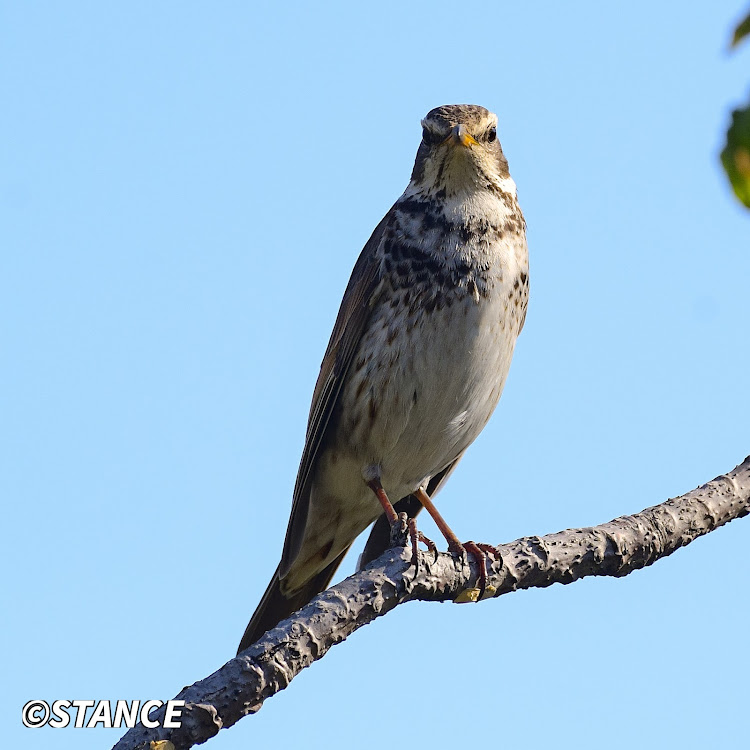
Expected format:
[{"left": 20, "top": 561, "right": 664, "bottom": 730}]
[{"left": 721, "top": 10, "right": 750, "bottom": 208}]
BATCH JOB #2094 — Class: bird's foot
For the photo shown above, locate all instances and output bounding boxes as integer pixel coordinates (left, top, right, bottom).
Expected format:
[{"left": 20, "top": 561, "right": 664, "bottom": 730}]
[
  {"left": 387, "top": 513, "right": 437, "bottom": 575},
  {"left": 447, "top": 540, "right": 500, "bottom": 601},
  {"left": 410, "top": 487, "right": 499, "bottom": 601},
  {"left": 388, "top": 511, "right": 410, "bottom": 547},
  {"left": 408, "top": 517, "right": 438, "bottom": 573},
  {"left": 475, "top": 541, "right": 502, "bottom": 559}
]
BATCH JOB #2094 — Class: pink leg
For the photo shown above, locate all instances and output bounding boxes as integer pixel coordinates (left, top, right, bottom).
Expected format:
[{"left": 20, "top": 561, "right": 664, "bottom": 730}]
[{"left": 414, "top": 487, "right": 496, "bottom": 599}]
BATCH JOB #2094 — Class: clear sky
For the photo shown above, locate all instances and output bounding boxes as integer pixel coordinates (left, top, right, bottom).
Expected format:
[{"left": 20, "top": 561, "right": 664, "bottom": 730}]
[{"left": 2, "top": 2, "right": 749, "bottom": 749}]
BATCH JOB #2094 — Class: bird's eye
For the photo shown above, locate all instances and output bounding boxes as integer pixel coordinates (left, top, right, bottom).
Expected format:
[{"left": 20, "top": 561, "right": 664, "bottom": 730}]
[
  {"left": 486, "top": 127, "right": 497, "bottom": 143},
  {"left": 422, "top": 126, "right": 437, "bottom": 146}
]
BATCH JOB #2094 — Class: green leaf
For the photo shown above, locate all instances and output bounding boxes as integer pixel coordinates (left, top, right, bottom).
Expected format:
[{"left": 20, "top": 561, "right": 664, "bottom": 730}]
[
  {"left": 731, "top": 11, "right": 750, "bottom": 47},
  {"left": 721, "top": 103, "right": 750, "bottom": 208}
]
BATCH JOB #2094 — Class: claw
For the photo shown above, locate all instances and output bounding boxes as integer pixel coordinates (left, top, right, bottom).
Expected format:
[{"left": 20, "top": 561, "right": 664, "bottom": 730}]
[
  {"left": 462, "top": 541, "right": 488, "bottom": 600},
  {"left": 408, "top": 518, "right": 438, "bottom": 573},
  {"left": 476, "top": 542, "right": 501, "bottom": 560},
  {"left": 446, "top": 539, "right": 492, "bottom": 600},
  {"left": 421, "top": 531, "right": 439, "bottom": 563},
  {"left": 408, "top": 517, "right": 420, "bottom": 573}
]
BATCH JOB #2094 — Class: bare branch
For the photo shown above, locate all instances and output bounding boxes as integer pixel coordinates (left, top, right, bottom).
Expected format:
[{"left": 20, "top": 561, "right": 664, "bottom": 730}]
[{"left": 113, "top": 455, "right": 750, "bottom": 750}]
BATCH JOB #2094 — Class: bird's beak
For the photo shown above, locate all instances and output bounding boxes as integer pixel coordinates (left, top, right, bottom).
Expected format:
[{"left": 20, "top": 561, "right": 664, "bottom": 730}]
[{"left": 451, "top": 124, "right": 478, "bottom": 147}]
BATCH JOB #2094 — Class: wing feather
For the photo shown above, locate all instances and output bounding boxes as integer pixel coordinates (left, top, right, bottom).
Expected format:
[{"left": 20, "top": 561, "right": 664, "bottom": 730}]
[{"left": 279, "top": 212, "right": 391, "bottom": 578}]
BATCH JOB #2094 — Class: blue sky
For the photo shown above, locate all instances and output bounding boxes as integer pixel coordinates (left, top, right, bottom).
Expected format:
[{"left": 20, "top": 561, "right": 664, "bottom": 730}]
[{"left": 2, "top": 2, "right": 749, "bottom": 749}]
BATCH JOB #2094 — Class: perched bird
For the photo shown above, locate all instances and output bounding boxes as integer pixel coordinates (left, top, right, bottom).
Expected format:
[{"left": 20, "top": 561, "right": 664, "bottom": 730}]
[{"left": 238, "top": 104, "right": 529, "bottom": 654}]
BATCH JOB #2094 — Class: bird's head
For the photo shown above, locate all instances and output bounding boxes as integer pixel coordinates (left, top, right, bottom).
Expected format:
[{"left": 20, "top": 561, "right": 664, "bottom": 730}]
[{"left": 409, "top": 104, "right": 510, "bottom": 197}]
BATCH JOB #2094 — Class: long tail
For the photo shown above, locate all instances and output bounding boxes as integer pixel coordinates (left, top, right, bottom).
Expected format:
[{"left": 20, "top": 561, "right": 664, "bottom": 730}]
[
  {"left": 237, "top": 547, "right": 351, "bottom": 654},
  {"left": 238, "top": 461, "right": 460, "bottom": 654}
]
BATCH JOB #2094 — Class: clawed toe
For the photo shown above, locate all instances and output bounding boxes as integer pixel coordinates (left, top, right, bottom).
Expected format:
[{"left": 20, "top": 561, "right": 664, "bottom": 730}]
[
  {"left": 462, "top": 541, "right": 488, "bottom": 599},
  {"left": 475, "top": 542, "right": 501, "bottom": 559},
  {"left": 408, "top": 518, "right": 439, "bottom": 572},
  {"left": 388, "top": 511, "right": 410, "bottom": 547},
  {"left": 408, "top": 518, "right": 420, "bottom": 571},
  {"left": 420, "top": 532, "right": 439, "bottom": 562},
  {"left": 447, "top": 539, "right": 499, "bottom": 600}
]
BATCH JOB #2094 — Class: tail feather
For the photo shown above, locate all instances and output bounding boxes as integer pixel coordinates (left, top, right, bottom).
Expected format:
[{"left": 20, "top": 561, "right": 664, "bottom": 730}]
[
  {"left": 237, "top": 546, "right": 351, "bottom": 654},
  {"left": 239, "top": 457, "right": 463, "bottom": 654}
]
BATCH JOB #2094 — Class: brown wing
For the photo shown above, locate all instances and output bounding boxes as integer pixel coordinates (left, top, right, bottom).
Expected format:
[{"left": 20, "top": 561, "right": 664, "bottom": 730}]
[{"left": 279, "top": 212, "right": 391, "bottom": 578}]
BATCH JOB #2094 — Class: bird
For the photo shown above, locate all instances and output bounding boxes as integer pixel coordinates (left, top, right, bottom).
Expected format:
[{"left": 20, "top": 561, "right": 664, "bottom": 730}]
[{"left": 238, "top": 104, "right": 529, "bottom": 654}]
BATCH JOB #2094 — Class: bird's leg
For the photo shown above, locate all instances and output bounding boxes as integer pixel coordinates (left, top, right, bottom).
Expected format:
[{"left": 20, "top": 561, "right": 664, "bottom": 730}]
[
  {"left": 414, "top": 487, "right": 495, "bottom": 599},
  {"left": 367, "top": 478, "right": 408, "bottom": 547},
  {"left": 413, "top": 487, "right": 469, "bottom": 555}
]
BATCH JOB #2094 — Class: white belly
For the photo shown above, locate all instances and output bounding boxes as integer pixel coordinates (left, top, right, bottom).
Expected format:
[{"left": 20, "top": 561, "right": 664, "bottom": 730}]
[{"left": 343, "top": 287, "right": 518, "bottom": 498}]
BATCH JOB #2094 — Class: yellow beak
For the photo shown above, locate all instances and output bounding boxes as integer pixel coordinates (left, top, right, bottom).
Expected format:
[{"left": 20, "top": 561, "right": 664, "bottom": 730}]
[{"left": 451, "top": 124, "right": 477, "bottom": 147}]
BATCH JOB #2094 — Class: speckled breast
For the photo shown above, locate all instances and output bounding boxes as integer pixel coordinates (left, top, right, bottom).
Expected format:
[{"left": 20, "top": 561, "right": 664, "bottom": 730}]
[{"left": 337, "top": 214, "right": 528, "bottom": 499}]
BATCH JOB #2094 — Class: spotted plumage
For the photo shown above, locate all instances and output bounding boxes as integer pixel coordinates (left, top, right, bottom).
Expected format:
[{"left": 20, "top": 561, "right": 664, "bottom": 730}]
[{"left": 238, "top": 104, "right": 529, "bottom": 653}]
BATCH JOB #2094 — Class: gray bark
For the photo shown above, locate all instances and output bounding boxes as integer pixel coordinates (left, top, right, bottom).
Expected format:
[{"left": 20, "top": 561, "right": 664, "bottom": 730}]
[{"left": 112, "top": 455, "right": 750, "bottom": 750}]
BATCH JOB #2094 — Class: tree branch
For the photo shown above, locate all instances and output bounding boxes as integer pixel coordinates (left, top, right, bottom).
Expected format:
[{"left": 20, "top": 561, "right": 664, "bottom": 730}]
[{"left": 113, "top": 455, "right": 750, "bottom": 750}]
